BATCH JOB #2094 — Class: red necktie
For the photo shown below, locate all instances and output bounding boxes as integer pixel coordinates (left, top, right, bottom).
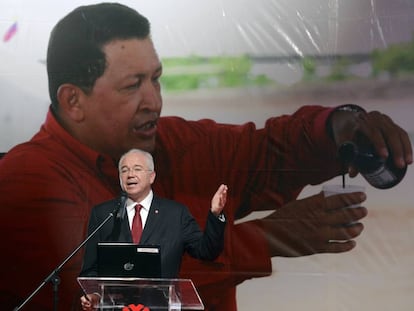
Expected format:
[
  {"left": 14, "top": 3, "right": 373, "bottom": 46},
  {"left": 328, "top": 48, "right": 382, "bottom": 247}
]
[{"left": 132, "top": 204, "right": 143, "bottom": 244}]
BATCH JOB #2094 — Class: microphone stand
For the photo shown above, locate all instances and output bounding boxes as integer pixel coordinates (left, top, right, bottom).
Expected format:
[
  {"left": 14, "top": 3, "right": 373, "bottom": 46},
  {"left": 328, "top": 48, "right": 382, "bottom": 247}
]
[{"left": 14, "top": 210, "right": 118, "bottom": 311}]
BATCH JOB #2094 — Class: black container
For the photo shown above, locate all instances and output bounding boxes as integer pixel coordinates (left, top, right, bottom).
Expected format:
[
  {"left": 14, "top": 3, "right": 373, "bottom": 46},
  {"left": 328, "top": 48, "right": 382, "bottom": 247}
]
[{"left": 338, "top": 141, "right": 407, "bottom": 189}]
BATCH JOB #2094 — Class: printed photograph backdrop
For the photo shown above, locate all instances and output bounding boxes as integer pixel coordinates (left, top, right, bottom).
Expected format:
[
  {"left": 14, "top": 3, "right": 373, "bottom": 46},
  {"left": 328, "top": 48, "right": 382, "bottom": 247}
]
[{"left": 1, "top": 0, "right": 414, "bottom": 310}]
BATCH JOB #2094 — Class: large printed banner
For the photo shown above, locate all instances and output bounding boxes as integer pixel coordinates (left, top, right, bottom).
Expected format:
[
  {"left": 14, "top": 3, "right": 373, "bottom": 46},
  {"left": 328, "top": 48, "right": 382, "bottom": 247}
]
[{"left": 1, "top": 1, "right": 413, "bottom": 310}]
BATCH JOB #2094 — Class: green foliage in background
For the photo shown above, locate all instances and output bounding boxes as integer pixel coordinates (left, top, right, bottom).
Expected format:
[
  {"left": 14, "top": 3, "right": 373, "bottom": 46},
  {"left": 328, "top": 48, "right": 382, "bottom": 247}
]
[
  {"left": 301, "top": 54, "right": 360, "bottom": 83},
  {"left": 325, "top": 57, "right": 352, "bottom": 81},
  {"left": 302, "top": 57, "right": 316, "bottom": 81},
  {"left": 162, "top": 35, "right": 414, "bottom": 92},
  {"left": 300, "top": 34, "right": 414, "bottom": 82},
  {"left": 161, "top": 55, "right": 273, "bottom": 92},
  {"left": 371, "top": 38, "right": 414, "bottom": 77}
]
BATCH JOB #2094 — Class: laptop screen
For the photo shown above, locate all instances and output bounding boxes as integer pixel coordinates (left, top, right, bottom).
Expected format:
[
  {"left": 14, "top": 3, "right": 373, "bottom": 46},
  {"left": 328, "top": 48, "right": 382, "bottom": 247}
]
[{"left": 97, "top": 243, "right": 161, "bottom": 278}]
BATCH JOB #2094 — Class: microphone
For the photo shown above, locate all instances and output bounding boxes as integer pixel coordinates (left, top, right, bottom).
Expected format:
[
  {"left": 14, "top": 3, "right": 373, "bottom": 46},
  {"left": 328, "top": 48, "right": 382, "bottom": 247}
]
[{"left": 116, "top": 191, "right": 128, "bottom": 220}]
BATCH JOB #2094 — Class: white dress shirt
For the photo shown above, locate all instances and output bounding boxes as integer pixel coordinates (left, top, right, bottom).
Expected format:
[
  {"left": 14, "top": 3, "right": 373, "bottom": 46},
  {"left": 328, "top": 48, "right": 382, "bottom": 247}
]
[{"left": 125, "top": 190, "right": 153, "bottom": 230}]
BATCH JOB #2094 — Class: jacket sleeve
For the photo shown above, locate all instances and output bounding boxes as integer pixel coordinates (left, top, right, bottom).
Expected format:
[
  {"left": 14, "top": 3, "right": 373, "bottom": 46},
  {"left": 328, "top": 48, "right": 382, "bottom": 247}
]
[{"left": 183, "top": 209, "right": 226, "bottom": 261}]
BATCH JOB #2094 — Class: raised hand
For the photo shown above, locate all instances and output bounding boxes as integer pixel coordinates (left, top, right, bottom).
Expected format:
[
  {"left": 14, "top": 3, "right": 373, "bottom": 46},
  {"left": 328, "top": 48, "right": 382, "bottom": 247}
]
[{"left": 211, "top": 184, "right": 228, "bottom": 216}]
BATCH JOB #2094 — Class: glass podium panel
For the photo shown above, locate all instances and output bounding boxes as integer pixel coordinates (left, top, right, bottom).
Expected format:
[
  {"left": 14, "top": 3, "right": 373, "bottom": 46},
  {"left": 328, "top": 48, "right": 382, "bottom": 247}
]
[{"left": 78, "top": 277, "right": 204, "bottom": 310}]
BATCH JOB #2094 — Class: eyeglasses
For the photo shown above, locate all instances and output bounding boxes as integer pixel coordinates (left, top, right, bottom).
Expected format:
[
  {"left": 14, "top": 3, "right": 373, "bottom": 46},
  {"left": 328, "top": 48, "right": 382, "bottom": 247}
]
[{"left": 120, "top": 166, "right": 152, "bottom": 175}]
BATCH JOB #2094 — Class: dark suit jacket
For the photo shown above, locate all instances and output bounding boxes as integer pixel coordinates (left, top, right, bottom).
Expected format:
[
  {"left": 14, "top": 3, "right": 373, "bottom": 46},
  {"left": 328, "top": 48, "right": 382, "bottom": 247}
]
[{"left": 80, "top": 194, "right": 226, "bottom": 278}]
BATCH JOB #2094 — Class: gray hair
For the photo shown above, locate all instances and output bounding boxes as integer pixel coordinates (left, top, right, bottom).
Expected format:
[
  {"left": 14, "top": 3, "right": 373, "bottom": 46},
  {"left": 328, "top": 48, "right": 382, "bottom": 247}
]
[{"left": 118, "top": 148, "right": 154, "bottom": 171}]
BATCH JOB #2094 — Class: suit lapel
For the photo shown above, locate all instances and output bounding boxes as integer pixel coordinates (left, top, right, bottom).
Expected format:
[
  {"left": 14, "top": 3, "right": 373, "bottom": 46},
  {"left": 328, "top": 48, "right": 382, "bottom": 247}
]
[
  {"left": 140, "top": 196, "right": 163, "bottom": 244},
  {"left": 119, "top": 217, "right": 133, "bottom": 242}
]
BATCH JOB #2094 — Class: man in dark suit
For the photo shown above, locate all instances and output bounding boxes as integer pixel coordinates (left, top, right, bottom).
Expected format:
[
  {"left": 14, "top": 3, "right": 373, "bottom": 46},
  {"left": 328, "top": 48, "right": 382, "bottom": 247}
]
[{"left": 80, "top": 148, "right": 227, "bottom": 310}]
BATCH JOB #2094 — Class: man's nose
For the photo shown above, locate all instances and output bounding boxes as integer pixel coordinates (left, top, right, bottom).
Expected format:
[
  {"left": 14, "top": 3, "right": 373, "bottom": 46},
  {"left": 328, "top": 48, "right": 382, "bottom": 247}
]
[
  {"left": 140, "top": 81, "right": 162, "bottom": 112},
  {"left": 127, "top": 169, "right": 137, "bottom": 176}
]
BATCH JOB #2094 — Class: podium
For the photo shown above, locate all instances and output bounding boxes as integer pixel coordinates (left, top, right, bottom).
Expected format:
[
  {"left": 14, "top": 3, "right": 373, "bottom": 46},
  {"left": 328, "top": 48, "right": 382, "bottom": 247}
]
[{"left": 77, "top": 277, "right": 204, "bottom": 310}]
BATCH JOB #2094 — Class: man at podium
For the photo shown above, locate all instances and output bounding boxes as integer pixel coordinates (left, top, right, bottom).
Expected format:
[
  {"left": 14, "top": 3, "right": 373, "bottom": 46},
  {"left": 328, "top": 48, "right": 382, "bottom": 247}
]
[{"left": 80, "top": 149, "right": 228, "bottom": 310}]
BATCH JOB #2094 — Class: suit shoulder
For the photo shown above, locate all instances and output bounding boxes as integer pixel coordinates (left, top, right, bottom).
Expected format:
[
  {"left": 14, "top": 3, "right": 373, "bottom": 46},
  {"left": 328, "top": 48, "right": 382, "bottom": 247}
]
[
  {"left": 93, "top": 197, "right": 118, "bottom": 212},
  {"left": 153, "top": 195, "right": 187, "bottom": 211}
]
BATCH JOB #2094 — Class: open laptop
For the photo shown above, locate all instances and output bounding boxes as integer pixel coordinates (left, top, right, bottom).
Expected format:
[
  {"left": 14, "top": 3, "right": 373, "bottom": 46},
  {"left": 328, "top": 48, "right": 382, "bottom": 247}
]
[{"left": 97, "top": 243, "right": 162, "bottom": 278}]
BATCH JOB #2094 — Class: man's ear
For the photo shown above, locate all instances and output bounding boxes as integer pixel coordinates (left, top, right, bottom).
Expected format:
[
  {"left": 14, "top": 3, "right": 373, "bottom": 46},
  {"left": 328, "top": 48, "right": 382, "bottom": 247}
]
[
  {"left": 56, "top": 84, "right": 85, "bottom": 122},
  {"left": 150, "top": 171, "right": 156, "bottom": 184}
]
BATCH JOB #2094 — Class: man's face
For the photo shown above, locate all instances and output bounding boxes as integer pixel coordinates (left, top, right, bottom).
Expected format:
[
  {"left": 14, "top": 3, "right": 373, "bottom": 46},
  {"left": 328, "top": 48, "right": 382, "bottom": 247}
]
[
  {"left": 119, "top": 152, "right": 155, "bottom": 202},
  {"left": 78, "top": 38, "right": 162, "bottom": 159}
]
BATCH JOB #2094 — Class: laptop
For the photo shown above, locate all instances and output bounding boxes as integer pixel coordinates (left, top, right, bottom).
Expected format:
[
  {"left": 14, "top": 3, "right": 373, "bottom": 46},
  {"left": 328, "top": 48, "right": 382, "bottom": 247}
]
[{"left": 97, "top": 243, "right": 162, "bottom": 278}]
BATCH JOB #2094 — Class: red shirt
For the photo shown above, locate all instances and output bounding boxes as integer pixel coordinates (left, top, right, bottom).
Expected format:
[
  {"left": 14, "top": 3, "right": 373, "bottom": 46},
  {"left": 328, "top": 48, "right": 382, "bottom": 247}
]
[{"left": 0, "top": 106, "right": 339, "bottom": 310}]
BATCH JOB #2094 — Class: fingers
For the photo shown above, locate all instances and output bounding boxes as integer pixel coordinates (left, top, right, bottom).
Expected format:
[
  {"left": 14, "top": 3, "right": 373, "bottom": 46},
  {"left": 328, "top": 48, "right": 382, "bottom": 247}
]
[
  {"left": 80, "top": 296, "right": 90, "bottom": 310},
  {"left": 322, "top": 194, "right": 367, "bottom": 252},
  {"left": 218, "top": 184, "right": 228, "bottom": 196},
  {"left": 324, "top": 191, "right": 366, "bottom": 212},
  {"left": 324, "top": 193, "right": 368, "bottom": 227},
  {"left": 81, "top": 300, "right": 92, "bottom": 311},
  {"left": 80, "top": 293, "right": 99, "bottom": 311},
  {"left": 355, "top": 111, "right": 412, "bottom": 167},
  {"left": 329, "top": 222, "right": 364, "bottom": 240},
  {"left": 356, "top": 111, "right": 389, "bottom": 158},
  {"left": 324, "top": 240, "right": 357, "bottom": 253},
  {"left": 218, "top": 184, "right": 228, "bottom": 207},
  {"left": 217, "top": 184, "right": 227, "bottom": 194},
  {"left": 381, "top": 116, "right": 413, "bottom": 167}
]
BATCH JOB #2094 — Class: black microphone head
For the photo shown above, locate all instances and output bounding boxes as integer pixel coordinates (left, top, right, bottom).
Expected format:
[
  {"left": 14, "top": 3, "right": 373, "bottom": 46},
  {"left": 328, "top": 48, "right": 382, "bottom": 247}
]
[
  {"left": 120, "top": 191, "right": 128, "bottom": 202},
  {"left": 116, "top": 191, "right": 128, "bottom": 219}
]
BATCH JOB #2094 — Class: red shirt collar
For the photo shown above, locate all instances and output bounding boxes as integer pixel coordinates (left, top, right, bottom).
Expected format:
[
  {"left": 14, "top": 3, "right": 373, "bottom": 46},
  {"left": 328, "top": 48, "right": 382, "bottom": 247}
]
[{"left": 43, "top": 107, "right": 118, "bottom": 178}]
